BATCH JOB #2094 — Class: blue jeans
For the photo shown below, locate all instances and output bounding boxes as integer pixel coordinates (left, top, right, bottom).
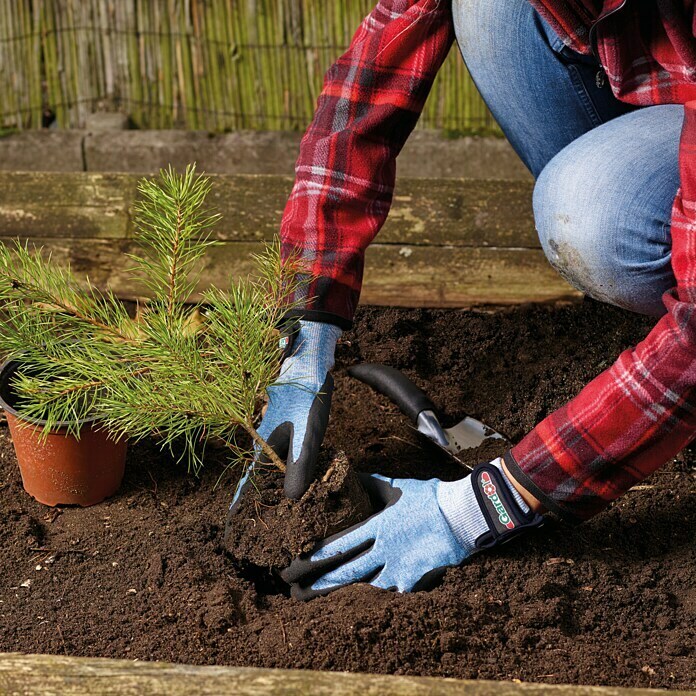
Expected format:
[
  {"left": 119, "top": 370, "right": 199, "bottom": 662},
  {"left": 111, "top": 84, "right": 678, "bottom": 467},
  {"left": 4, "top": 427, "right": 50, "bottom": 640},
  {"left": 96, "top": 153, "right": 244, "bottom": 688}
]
[{"left": 452, "top": 0, "right": 682, "bottom": 317}]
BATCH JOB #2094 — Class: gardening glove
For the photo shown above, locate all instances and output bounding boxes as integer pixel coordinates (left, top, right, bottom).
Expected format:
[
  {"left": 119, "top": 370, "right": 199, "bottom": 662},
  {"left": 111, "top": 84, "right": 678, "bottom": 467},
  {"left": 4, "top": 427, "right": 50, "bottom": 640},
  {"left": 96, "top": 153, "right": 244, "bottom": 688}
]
[
  {"left": 281, "top": 458, "right": 544, "bottom": 600},
  {"left": 229, "top": 319, "right": 342, "bottom": 511}
]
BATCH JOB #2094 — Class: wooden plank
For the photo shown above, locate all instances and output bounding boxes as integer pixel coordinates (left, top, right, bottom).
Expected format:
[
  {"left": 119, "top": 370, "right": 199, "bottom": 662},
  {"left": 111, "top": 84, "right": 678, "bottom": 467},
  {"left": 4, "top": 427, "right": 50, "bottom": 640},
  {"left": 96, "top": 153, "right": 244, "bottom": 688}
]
[
  {"left": 387, "top": 178, "right": 536, "bottom": 247},
  {"left": 0, "top": 653, "right": 689, "bottom": 696},
  {"left": 0, "top": 172, "right": 537, "bottom": 248},
  {"left": 363, "top": 245, "right": 579, "bottom": 306},
  {"left": 10, "top": 238, "right": 580, "bottom": 306},
  {"left": 0, "top": 172, "right": 136, "bottom": 239}
]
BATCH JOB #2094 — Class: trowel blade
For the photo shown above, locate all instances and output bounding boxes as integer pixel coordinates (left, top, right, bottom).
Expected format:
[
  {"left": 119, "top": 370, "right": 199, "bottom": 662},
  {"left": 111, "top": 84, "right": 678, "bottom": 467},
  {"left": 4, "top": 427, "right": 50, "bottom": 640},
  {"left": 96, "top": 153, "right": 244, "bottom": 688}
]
[{"left": 444, "top": 416, "right": 506, "bottom": 454}]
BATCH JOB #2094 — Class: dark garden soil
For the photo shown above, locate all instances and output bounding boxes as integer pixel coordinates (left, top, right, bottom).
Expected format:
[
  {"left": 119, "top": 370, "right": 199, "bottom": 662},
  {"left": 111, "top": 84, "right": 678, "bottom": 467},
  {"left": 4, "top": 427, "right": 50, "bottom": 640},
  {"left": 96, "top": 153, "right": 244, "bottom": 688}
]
[{"left": 1, "top": 301, "right": 695, "bottom": 689}]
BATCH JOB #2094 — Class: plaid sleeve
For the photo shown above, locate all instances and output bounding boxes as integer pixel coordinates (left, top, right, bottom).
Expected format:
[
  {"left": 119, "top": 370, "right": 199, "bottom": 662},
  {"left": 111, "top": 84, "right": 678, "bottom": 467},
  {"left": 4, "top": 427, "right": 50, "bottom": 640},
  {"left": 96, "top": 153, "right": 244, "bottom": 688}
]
[
  {"left": 507, "top": 102, "right": 696, "bottom": 523},
  {"left": 279, "top": 0, "right": 455, "bottom": 329}
]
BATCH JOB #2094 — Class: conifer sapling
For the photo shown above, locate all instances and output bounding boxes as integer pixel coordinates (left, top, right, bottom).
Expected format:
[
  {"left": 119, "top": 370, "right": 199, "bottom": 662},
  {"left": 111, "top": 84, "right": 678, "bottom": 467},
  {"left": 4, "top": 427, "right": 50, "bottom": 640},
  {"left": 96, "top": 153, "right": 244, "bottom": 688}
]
[{"left": 0, "top": 164, "right": 309, "bottom": 476}]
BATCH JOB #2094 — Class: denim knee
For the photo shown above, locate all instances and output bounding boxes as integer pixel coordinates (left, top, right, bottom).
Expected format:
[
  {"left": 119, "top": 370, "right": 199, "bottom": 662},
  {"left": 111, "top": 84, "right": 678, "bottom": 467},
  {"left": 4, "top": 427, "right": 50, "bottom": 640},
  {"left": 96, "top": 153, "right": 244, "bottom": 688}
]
[{"left": 533, "top": 118, "right": 679, "bottom": 318}]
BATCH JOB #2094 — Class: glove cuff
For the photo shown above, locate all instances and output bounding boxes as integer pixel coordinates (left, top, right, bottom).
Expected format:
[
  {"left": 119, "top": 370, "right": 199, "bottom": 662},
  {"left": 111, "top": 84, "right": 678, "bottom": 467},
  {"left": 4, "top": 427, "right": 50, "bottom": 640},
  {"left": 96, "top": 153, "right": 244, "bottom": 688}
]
[
  {"left": 470, "top": 459, "right": 544, "bottom": 549},
  {"left": 280, "top": 319, "right": 342, "bottom": 383},
  {"left": 437, "top": 457, "right": 543, "bottom": 552}
]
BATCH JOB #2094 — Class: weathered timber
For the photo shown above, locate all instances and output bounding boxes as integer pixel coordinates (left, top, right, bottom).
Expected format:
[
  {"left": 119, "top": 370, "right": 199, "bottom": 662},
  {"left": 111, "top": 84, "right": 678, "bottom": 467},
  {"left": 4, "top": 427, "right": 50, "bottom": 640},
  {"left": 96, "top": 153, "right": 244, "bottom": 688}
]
[
  {"left": 15, "top": 238, "right": 578, "bottom": 306},
  {"left": 364, "top": 245, "right": 576, "bottom": 306},
  {"left": 0, "top": 171, "right": 580, "bottom": 307},
  {"left": 0, "top": 172, "right": 137, "bottom": 239},
  {"left": 0, "top": 172, "right": 538, "bottom": 247},
  {"left": 0, "top": 653, "right": 691, "bottom": 696}
]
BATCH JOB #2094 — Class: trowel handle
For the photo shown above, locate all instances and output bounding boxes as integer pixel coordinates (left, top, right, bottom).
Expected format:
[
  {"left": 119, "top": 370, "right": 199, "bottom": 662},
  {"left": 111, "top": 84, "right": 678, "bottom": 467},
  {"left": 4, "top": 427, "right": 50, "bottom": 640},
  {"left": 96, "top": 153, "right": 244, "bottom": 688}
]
[{"left": 347, "top": 363, "right": 437, "bottom": 423}]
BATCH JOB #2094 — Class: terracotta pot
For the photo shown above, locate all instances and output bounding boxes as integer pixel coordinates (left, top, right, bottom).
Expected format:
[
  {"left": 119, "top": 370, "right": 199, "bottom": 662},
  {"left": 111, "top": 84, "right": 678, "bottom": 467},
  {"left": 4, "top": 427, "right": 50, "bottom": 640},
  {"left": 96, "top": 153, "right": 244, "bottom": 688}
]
[{"left": 0, "top": 359, "right": 127, "bottom": 506}]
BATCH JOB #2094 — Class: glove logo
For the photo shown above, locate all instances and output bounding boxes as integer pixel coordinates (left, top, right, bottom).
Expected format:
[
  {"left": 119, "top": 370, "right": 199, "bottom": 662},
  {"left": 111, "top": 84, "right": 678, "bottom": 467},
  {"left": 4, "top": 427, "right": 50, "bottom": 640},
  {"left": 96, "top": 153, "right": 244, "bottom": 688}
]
[{"left": 480, "top": 471, "right": 515, "bottom": 530}]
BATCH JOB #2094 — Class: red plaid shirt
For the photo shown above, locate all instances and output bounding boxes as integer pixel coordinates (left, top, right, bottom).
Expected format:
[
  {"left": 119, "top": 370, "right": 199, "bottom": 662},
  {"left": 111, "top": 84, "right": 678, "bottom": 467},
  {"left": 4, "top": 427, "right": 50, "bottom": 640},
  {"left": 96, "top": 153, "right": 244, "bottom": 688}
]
[{"left": 279, "top": 0, "right": 696, "bottom": 521}]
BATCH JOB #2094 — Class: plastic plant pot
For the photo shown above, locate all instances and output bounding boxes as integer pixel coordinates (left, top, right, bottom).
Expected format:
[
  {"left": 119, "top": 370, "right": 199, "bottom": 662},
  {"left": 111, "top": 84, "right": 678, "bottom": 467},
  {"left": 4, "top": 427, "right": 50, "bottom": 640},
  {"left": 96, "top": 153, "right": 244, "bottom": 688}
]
[{"left": 0, "top": 358, "right": 127, "bottom": 507}]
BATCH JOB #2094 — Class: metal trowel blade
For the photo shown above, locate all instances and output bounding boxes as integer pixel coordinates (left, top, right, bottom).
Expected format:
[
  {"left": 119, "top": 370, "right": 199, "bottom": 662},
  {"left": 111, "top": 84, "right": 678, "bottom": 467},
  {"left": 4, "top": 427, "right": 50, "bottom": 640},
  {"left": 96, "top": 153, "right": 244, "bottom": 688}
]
[{"left": 444, "top": 416, "right": 506, "bottom": 454}]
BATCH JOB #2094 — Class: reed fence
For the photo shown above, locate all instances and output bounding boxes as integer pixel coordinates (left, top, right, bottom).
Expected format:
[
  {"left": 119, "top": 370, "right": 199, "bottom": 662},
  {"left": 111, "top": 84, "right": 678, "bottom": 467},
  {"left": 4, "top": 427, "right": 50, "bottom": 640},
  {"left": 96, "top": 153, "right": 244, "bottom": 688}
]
[{"left": 0, "top": 0, "right": 498, "bottom": 134}]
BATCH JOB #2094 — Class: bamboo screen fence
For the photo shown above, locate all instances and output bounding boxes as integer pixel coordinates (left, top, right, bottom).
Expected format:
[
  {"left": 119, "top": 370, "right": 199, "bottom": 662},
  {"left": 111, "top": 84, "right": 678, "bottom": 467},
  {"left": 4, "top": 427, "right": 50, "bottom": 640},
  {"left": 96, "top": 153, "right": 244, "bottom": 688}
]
[{"left": 0, "top": 0, "right": 499, "bottom": 134}]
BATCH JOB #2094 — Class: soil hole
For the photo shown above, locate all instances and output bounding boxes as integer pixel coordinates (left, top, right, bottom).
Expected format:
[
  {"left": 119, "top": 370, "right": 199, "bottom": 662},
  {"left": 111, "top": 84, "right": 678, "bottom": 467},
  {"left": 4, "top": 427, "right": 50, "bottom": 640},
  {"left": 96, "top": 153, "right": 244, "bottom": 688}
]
[{"left": 234, "top": 560, "right": 290, "bottom": 597}]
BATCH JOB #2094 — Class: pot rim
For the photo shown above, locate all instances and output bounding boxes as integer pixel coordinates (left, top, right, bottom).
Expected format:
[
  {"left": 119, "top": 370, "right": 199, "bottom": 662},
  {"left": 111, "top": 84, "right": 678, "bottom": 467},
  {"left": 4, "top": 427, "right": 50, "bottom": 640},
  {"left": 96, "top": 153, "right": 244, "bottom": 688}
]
[{"left": 0, "top": 357, "right": 98, "bottom": 430}]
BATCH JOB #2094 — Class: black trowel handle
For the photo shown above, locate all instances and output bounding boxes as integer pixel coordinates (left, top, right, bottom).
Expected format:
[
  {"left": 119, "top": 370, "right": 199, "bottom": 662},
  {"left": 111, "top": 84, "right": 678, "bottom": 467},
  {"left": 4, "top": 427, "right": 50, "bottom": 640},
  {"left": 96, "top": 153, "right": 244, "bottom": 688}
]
[{"left": 347, "top": 363, "right": 437, "bottom": 423}]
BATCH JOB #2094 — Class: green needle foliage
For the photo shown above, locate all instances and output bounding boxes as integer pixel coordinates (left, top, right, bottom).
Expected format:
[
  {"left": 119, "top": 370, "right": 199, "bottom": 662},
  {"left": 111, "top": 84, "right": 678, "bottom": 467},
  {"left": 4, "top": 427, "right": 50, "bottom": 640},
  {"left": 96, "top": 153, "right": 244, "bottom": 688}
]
[
  {"left": 0, "top": 164, "right": 307, "bottom": 474},
  {"left": 131, "top": 165, "right": 220, "bottom": 316}
]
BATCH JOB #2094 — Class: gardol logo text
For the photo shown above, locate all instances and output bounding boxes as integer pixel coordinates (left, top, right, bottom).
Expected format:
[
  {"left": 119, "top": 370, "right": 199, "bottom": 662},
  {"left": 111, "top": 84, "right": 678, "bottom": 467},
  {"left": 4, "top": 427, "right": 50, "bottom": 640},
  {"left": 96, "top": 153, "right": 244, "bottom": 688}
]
[{"left": 480, "top": 471, "right": 515, "bottom": 530}]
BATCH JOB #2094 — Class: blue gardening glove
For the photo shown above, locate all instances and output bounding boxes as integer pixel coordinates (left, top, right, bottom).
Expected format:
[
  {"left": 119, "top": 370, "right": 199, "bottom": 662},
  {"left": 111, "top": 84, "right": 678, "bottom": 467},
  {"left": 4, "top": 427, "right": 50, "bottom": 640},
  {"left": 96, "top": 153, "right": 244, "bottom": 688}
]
[
  {"left": 227, "top": 320, "right": 342, "bottom": 517},
  {"left": 281, "top": 458, "right": 544, "bottom": 600}
]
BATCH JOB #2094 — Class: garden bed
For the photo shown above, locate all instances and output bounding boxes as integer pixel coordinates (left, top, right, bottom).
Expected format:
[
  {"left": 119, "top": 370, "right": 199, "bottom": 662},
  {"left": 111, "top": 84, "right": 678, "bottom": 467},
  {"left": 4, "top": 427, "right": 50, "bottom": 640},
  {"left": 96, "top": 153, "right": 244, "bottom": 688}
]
[{"left": 0, "top": 301, "right": 694, "bottom": 690}]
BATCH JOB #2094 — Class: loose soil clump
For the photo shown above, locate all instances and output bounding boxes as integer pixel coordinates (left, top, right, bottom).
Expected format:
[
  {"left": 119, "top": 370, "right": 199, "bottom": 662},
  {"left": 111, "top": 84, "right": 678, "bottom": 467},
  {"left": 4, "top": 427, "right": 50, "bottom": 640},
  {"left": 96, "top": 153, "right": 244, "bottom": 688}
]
[
  {"left": 224, "top": 451, "right": 372, "bottom": 569},
  {"left": 1, "top": 301, "right": 694, "bottom": 689},
  {"left": 452, "top": 437, "right": 511, "bottom": 470}
]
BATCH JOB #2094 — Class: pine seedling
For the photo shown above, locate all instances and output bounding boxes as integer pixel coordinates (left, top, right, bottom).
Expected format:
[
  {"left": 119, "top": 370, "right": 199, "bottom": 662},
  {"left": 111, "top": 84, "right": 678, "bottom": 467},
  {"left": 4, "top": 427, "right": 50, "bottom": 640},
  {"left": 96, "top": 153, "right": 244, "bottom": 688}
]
[{"left": 0, "top": 164, "right": 308, "bottom": 474}]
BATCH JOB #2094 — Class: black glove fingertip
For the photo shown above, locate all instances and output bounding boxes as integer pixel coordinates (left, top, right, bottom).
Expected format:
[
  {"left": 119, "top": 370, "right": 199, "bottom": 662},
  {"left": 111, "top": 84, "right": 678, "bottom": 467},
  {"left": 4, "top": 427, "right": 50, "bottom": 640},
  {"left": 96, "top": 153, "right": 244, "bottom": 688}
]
[
  {"left": 411, "top": 566, "right": 448, "bottom": 592},
  {"left": 280, "top": 537, "right": 374, "bottom": 586}
]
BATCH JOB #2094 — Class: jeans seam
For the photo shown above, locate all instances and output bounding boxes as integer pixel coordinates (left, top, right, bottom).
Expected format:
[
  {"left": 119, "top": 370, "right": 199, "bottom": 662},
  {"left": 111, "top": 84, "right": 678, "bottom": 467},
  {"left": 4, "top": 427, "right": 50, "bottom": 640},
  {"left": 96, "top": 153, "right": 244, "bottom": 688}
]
[
  {"left": 566, "top": 64, "right": 603, "bottom": 128},
  {"left": 661, "top": 220, "right": 672, "bottom": 244}
]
